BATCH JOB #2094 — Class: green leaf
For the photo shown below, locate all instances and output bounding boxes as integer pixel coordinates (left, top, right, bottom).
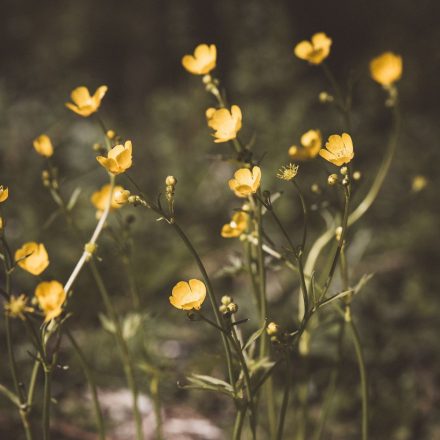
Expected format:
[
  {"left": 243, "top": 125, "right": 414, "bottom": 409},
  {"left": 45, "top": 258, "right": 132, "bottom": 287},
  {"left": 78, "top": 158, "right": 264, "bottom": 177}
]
[
  {"left": 66, "top": 187, "right": 82, "bottom": 211},
  {"left": 318, "top": 289, "right": 354, "bottom": 308},
  {"left": 181, "top": 374, "right": 235, "bottom": 397},
  {"left": 243, "top": 320, "right": 267, "bottom": 352},
  {"left": 98, "top": 313, "right": 116, "bottom": 334}
]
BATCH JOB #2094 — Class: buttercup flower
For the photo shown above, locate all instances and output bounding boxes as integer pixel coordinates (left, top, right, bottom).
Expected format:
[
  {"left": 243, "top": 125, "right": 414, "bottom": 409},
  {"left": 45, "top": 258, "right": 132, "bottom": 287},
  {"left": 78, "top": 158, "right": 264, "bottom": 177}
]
[
  {"left": 294, "top": 33, "right": 332, "bottom": 65},
  {"left": 96, "top": 141, "right": 132, "bottom": 175},
  {"left": 289, "top": 130, "right": 322, "bottom": 160},
  {"left": 0, "top": 186, "right": 8, "bottom": 203},
  {"left": 15, "top": 242, "right": 49, "bottom": 276},
  {"left": 4, "top": 294, "right": 34, "bottom": 320},
  {"left": 182, "top": 44, "right": 217, "bottom": 75},
  {"left": 319, "top": 133, "right": 354, "bottom": 166},
  {"left": 229, "top": 166, "right": 261, "bottom": 198},
  {"left": 35, "top": 281, "right": 66, "bottom": 322},
  {"left": 169, "top": 279, "right": 206, "bottom": 310},
  {"left": 206, "top": 105, "right": 242, "bottom": 143},
  {"left": 370, "top": 52, "right": 402, "bottom": 87},
  {"left": 221, "top": 211, "right": 249, "bottom": 238},
  {"left": 65, "top": 85, "right": 108, "bottom": 117},
  {"left": 91, "top": 184, "right": 126, "bottom": 214},
  {"left": 33, "top": 134, "right": 54, "bottom": 157}
]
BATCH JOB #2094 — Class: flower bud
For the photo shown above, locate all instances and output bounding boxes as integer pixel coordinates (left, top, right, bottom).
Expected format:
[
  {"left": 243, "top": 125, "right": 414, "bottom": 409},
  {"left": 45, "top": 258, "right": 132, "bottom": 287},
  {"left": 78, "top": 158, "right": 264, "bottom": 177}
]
[
  {"left": 106, "top": 130, "right": 116, "bottom": 139},
  {"left": 219, "top": 304, "right": 228, "bottom": 314},
  {"left": 227, "top": 303, "right": 238, "bottom": 314},
  {"left": 311, "top": 183, "right": 321, "bottom": 194},
  {"left": 115, "top": 189, "right": 131, "bottom": 205},
  {"left": 335, "top": 226, "right": 343, "bottom": 242},
  {"left": 342, "top": 176, "right": 349, "bottom": 186},
  {"left": 266, "top": 322, "right": 279, "bottom": 336},
  {"left": 165, "top": 176, "right": 177, "bottom": 186},
  {"left": 202, "top": 74, "right": 212, "bottom": 85},
  {"left": 340, "top": 166, "right": 348, "bottom": 176},
  {"left": 352, "top": 171, "right": 361, "bottom": 181},
  {"left": 327, "top": 174, "right": 338, "bottom": 186},
  {"left": 319, "top": 91, "right": 334, "bottom": 103},
  {"left": 221, "top": 295, "right": 232, "bottom": 306}
]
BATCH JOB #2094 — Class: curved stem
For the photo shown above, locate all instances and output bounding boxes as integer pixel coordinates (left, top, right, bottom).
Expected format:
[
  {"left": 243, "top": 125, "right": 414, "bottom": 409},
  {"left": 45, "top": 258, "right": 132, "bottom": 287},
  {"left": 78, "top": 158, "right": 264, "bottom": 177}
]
[{"left": 66, "top": 329, "right": 106, "bottom": 440}]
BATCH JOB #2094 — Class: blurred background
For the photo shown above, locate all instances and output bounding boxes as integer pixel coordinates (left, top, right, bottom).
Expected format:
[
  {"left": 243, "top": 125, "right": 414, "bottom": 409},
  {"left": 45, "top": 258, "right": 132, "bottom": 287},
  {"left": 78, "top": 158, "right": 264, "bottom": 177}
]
[{"left": 1, "top": 0, "right": 439, "bottom": 438}]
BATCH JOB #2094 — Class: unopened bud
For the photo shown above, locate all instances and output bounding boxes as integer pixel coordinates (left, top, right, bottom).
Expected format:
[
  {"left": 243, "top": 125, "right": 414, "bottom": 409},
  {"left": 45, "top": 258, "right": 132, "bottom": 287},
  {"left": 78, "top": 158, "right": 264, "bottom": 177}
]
[
  {"left": 106, "top": 130, "right": 116, "bottom": 140},
  {"left": 165, "top": 176, "right": 177, "bottom": 186},
  {"left": 319, "top": 91, "right": 334, "bottom": 103},
  {"left": 227, "top": 303, "right": 238, "bottom": 314},
  {"left": 266, "top": 322, "right": 279, "bottom": 336},
  {"left": 114, "top": 189, "right": 131, "bottom": 205},
  {"left": 311, "top": 183, "right": 321, "bottom": 194},
  {"left": 335, "top": 226, "right": 343, "bottom": 242},
  {"left": 327, "top": 174, "right": 338, "bottom": 186},
  {"left": 342, "top": 176, "right": 349, "bottom": 186},
  {"left": 202, "top": 74, "right": 212, "bottom": 85},
  {"left": 352, "top": 171, "right": 361, "bottom": 181},
  {"left": 221, "top": 295, "right": 232, "bottom": 306},
  {"left": 340, "top": 166, "right": 348, "bottom": 176},
  {"left": 219, "top": 304, "right": 228, "bottom": 314}
]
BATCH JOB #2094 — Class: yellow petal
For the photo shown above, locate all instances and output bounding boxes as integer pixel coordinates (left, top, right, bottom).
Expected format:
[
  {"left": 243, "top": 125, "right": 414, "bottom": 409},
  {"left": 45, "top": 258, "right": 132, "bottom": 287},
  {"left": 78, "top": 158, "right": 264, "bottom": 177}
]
[
  {"left": 294, "top": 41, "right": 313, "bottom": 60},
  {"left": 71, "top": 87, "right": 92, "bottom": 106}
]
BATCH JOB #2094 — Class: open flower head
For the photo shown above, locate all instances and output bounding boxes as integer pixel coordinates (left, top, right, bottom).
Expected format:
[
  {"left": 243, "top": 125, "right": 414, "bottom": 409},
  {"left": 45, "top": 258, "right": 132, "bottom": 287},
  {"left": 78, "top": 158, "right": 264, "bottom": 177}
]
[
  {"left": 91, "top": 184, "right": 126, "bottom": 215},
  {"left": 206, "top": 105, "right": 242, "bottom": 143},
  {"left": 277, "top": 163, "right": 299, "bottom": 181},
  {"left": 182, "top": 44, "right": 217, "bottom": 75},
  {"left": 221, "top": 211, "right": 249, "bottom": 238},
  {"left": 15, "top": 242, "right": 49, "bottom": 276},
  {"left": 229, "top": 166, "right": 261, "bottom": 198},
  {"left": 370, "top": 52, "right": 403, "bottom": 87},
  {"left": 294, "top": 33, "right": 332, "bottom": 65},
  {"left": 0, "top": 186, "right": 8, "bottom": 203},
  {"left": 65, "top": 85, "right": 108, "bottom": 117},
  {"left": 33, "top": 134, "right": 54, "bottom": 157},
  {"left": 169, "top": 279, "right": 206, "bottom": 310},
  {"left": 96, "top": 140, "right": 132, "bottom": 175},
  {"left": 289, "top": 130, "right": 322, "bottom": 160},
  {"left": 4, "top": 294, "right": 34, "bottom": 320},
  {"left": 35, "top": 280, "right": 66, "bottom": 322},
  {"left": 319, "top": 133, "right": 354, "bottom": 166}
]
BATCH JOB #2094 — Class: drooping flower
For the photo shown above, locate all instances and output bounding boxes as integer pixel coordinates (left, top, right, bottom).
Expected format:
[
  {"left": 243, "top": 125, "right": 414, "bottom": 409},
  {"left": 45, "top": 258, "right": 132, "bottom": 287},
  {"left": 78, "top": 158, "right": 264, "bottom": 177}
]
[
  {"left": 0, "top": 186, "right": 8, "bottom": 203},
  {"left": 294, "top": 33, "right": 332, "bottom": 65},
  {"left": 206, "top": 105, "right": 242, "bottom": 143},
  {"left": 182, "top": 44, "right": 217, "bottom": 75},
  {"left": 4, "top": 294, "right": 34, "bottom": 320},
  {"left": 65, "top": 85, "right": 108, "bottom": 117},
  {"left": 277, "top": 163, "right": 299, "bottom": 181},
  {"left": 319, "top": 133, "right": 354, "bottom": 166},
  {"left": 15, "top": 242, "right": 49, "bottom": 276},
  {"left": 229, "top": 166, "right": 261, "bottom": 198},
  {"left": 221, "top": 211, "right": 249, "bottom": 238},
  {"left": 289, "top": 130, "right": 322, "bottom": 160},
  {"left": 91, "top": 184, "right": 126, "bottom": 215},
  {"left": 33, "top": 134, "right": 54, "bottom": 157},
  {"left": 370, "top": 52, "right": 402, "bottom": 87},
  {"left": 35, "top": 281, "right": 66, "bottom": 322},
  {"left": 96, "top": 141, "right": 132, "bottom": 175},
  {"left": 169, "top": 279, "right": 206, "bottom": 310}
]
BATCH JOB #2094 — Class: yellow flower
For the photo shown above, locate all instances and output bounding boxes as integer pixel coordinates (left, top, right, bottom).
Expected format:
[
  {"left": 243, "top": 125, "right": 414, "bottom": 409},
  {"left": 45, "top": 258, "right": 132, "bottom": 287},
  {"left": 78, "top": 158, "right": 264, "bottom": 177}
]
[
  {"left": 33, "top": 134, "right": 54, "bottom": 157},
  {"left": 294, "top": 33, "right": 332, "bottom": 65},
  {"left": 65, "top": 85, "right": 108, "bottom": 117},
  {"left": 206, "top": 105, "right": 242, "bottom": 143},
  {"left": 182, "top": 44, "right": 217, "bottom": 75},
  {"left": 370, "top": 52, "right": 402, "bottom": 87},
  {"left": 15, "top": 242, "right": 49, "bottom": 276},
  {"left": 96, "top": 141, "right": 133, "bottom": 175},
  {"left": 319, "top": 133, "right": 354, "bottom": 166},
  {"left": 35, "top": 281, "right": 66, "bottom": 322},
  {"left": 221, "top": 211, "right": 249, "bottom": 238},
  {"left": 277, "top": 163, "right": 299, "bottom": 181},
  {"left": 289, "top": 130, "right": 322, "bottom": 160},
  {"left": 229, "top": 166, "right": 261, "bottom": 198},
  {"left": 4, "top": 294, "right": 34, "bottom": 320},
  {"left": 169, "top": 279, "right": 206, "bottom": 310},
  {"left": 0, "top": 185, "right": 8, "bottom": 203},
  {"left": 91, "top": 184, "right": 126, "bottom": 214}
]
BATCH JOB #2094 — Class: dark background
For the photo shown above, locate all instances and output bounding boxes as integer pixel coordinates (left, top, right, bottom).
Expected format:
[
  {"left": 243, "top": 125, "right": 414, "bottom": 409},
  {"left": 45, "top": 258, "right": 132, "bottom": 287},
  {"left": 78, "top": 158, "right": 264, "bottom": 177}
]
[{"left": 1, "top": 0, "right": 439, "bottom": 439}]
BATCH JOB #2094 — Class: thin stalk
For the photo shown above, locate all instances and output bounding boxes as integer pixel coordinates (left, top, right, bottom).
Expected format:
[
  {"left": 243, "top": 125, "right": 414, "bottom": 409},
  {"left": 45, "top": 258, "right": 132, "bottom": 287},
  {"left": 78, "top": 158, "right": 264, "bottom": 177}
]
[
  {"left": 89, "top": 260, "right": 144, "bottom": 440},
  {"left": 276, "top": 353, "right": 292, "bottom": 440},
  {"left": 66, "top": 329, "right": 106, "bottom": 440},
  {"left": 42, "top": 368, "right": 51, "bottom": 440},
  {"left": 232, "top": 405, "right": 247, "bottom": 440},
  {"left": 150, "top": 375, "right": 163, "bottom": 440},
  {"left": 347, "top": 312, "right": 368, "bottom": 440},
  {"left": 292, "top": 180, "right": 308, "bottom": 253},
  {"left": 27, "top": 360, "right": 40, "bottom": 408},
  {"left": 0, "top": 383, "right": 19, "bottom": 406}
]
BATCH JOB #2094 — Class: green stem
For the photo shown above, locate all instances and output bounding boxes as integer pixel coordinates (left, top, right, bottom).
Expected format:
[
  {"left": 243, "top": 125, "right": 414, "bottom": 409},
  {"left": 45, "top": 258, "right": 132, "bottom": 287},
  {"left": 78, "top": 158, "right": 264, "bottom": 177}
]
[
  {"left": 276, "top": 353, "right": 292, "bottom": 440},
  {"left": 292, "top": 180, "right": 308, "bottom": 253},
  {"left": 347, "top": 311, "right": 368, "bottom": 440},
  {"left": 66, "top": 329, "right": 106, "bottom": 440},
  {"left": 89, "top": 260, "right": 144, "bottom": 440},
  {"left": 42, "top": 368, "right": 51, "bottom": 440},
  {"left": 232, "top": 405, "right": 247, "bottom": 440},
  {"left": 27, "top": 360, "right": 40, "bottom": 408}
]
